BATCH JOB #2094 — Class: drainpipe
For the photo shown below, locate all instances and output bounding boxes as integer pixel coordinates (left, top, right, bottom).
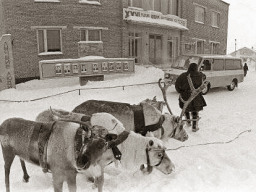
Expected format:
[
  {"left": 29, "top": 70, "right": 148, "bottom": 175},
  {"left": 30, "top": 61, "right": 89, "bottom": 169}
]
[
  {"left": 180, "top": 0, "right": 183, "bottom": 56},
  {"left": 120, "top": 0, "right": 124, "bottom": 58}
]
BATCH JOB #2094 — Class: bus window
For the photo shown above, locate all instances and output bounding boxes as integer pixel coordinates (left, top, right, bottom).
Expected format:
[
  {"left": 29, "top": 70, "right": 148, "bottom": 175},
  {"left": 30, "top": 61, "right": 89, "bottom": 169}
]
[
  {"left": 201, "top": 59, "right": 212, "bottom": 71},
  {"left": 213, "top": 59, "right": 224, "bottom": 71},
  {"left": 225, "top": 59, "right": 242, "bottom": 70}
]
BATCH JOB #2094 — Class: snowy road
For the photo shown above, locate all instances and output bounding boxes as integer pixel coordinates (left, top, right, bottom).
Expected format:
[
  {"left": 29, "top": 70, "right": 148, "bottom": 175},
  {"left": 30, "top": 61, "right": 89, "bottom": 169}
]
[{"left": 0, "top": 65, "right": 256, "bottom": 192}]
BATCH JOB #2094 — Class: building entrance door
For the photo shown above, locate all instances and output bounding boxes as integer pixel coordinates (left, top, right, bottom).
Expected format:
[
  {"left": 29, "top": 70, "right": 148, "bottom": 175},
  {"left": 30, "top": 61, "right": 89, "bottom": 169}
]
[
  {"left": 167, "top": 41, "right": 173, "bottom": 63},
  {"left": 149, "top": 34, "right": 162, "bottom": 64}
]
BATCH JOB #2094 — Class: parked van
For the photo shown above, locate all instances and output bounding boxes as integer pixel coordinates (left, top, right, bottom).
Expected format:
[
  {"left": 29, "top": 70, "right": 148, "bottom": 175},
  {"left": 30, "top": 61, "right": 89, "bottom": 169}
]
[{"left": 164, "top": 54, "right": 244, "bottom": 94}]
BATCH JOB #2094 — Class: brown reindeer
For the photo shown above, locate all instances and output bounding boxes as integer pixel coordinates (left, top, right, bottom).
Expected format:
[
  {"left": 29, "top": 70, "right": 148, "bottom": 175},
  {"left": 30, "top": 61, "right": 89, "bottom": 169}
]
[
  {"left": 72, "top": 97, "right": 188, "bottom": 142},
  {"left": 0, "top": 117, "right": 119, "bottom": 192}
]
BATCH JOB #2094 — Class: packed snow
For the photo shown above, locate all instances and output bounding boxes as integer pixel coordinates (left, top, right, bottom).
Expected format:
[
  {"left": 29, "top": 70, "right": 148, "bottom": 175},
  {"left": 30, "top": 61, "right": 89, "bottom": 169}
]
[{"left": 0, "top": 62, "right": 256, "bottom": 192}]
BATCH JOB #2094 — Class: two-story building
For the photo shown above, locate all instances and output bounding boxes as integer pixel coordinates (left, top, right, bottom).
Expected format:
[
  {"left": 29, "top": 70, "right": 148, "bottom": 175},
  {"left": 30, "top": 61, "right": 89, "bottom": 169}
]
[
  {"left": 180, "top": 0, "right": 229, "bottom": 55},
  {"left": 0, "top": 0, "right": 229, "bottom": 83}
]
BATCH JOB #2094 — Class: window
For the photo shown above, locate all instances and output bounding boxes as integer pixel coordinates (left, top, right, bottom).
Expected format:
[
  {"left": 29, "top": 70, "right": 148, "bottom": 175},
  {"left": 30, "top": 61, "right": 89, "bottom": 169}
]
[
  {"left": 213, "top": 59, "right": 224, "bottom": 71},
  {"left": 129, "top": 32, "right": 142, "bottom": 64},
  {"left": 202, "top": 60, "right": 212, "bottom": 71},
  {"left": 144, "top": 0, "right": 161, "bottom": 11},
  {"left": 196, "top": 41, "right": 204, "bottom": 54},
  {"left": 80, "top": 29, "right": 101, "bottom": 41},
  {"left": 128, "top": 0, "right": 142, "bottom": 8},
  {"left": 37, "top": 29, "right": 62, "bottom": 54},
  {"left": 79, "top": 0, "right": 100, "bottom": 5},
  {"left": 168, "top": 0, "right": 178, "bottom": 15},
  {"left": 225, "top": 60, "right": 242, "bottom": 70},
  {"left": 34, "top": 0, "right": 60, "bottom": 2},
  {"left": 195, "top": 5, "right": 205, "bottom": 23},
  {"left": 210, "top": 42, "right": 219, "bottom": 54},
  {"left": 212, "top": 11, "right": 220, "bottom": 27}
]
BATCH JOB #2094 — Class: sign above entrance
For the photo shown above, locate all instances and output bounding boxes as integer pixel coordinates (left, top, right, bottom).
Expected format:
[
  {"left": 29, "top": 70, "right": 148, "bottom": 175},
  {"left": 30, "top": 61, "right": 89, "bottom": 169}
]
[{"left": 123, "top": 8, "right": 187, "bottom": 28}]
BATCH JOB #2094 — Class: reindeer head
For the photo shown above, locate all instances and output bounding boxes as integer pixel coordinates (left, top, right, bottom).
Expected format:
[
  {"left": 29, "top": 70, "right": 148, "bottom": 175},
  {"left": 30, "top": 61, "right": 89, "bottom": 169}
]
[
  {"left": 141, "top": 139, "right": 175, "bottom": 175},
  {"left": 161, "top": 113, "right": 188, "bottom": 142}
]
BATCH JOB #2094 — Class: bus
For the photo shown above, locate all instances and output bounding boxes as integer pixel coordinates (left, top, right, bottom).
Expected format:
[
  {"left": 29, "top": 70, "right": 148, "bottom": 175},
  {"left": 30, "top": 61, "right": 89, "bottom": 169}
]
[{"left": 164, "top": 54, "right": 244, "bottom": 95}]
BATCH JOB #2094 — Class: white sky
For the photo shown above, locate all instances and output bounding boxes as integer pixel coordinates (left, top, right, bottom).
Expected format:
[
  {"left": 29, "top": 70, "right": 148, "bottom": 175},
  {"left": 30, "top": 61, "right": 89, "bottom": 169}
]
[{"left": 225, "top": 0, "right": 256, "bottom": 53}]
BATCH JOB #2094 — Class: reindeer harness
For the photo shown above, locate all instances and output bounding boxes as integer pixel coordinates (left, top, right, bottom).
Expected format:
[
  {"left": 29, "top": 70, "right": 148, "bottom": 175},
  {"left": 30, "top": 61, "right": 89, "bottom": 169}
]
[
  {"left": 131, "top": 104, "right": 164, "bottom": 136},
  {"left": 28, "top": 121, "right": 56, "bottom": 173}
]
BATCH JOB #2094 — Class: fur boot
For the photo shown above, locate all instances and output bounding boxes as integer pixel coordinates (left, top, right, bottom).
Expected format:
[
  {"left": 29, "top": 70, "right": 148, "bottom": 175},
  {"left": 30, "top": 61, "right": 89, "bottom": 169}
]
[
  {"left": 185, "top": 112, "right": 191, "bottom": 127},
  {"left": 192, "top": 112, "right": 199, "bottom": 132}
]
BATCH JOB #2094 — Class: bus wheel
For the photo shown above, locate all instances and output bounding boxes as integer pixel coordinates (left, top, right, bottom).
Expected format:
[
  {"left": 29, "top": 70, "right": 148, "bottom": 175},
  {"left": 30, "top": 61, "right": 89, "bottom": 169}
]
[
  {"left": 202, "top": 83, "right": 210, "bottom": 95},
  {"left": 227, "top": 80, "right": 237, "bottom": 91}
]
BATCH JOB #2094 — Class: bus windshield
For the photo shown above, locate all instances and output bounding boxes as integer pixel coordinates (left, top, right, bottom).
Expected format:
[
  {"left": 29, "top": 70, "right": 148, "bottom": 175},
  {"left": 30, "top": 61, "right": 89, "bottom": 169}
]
[{"left": 172, "top": 56, "right": 202, "bottom": 69}]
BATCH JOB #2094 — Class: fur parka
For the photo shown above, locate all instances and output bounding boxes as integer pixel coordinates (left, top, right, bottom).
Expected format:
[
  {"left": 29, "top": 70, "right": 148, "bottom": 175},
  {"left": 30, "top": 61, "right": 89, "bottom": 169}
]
[{"left": 175, "top": 63, "right": 207, "bottom": 112}]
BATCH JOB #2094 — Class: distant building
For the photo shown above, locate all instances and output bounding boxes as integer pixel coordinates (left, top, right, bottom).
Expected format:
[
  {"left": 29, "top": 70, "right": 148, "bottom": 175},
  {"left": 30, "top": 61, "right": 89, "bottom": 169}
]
[
  {"left": 0, "top": 0, "right": 229, "bottom": 83},
  {"left": 230, "top": 47, "right": 256, "bottom": 63}
]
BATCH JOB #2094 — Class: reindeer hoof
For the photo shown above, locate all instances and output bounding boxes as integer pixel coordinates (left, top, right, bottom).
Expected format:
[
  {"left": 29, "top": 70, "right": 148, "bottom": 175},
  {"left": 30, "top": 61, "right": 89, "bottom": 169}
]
[{"left": 23, "top": 175, "right": 30, "bottom": 183}]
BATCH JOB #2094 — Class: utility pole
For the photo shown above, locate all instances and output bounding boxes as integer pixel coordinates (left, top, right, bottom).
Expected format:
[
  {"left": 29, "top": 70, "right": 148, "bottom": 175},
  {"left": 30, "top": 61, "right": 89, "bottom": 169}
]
[{"left": 235, "top": 39, "right": 237, "bottom": 56}]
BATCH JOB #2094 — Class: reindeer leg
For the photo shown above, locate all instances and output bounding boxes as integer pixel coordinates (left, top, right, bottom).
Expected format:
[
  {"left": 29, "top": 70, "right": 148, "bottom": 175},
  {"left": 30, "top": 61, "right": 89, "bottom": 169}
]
[
  {"left": 95, "top": 167, "right": 104, "bottom": 192},
  {"left": 66, "top": 170, "right": 77, "bottom": 192},
  {"left": 52, "top": 169, "right": 64, "bottom": 192},
  {"left": 20, "top": 159, "right": 30, "bottom": 182},
  {"left": 2, "top": 146, "right": 15, "bottom": 192}
]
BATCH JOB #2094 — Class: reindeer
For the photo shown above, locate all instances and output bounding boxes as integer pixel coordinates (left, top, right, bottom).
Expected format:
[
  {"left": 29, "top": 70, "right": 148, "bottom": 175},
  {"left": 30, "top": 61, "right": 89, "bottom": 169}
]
[
  {"left": 37, "top": 109, "right": 175, "bottom": 186},
  {"left": 72, "top": 97, "right": 189, "bottom": 142},
  {"left": 0, "top": 116, "right": 123, "bottom": 192}
]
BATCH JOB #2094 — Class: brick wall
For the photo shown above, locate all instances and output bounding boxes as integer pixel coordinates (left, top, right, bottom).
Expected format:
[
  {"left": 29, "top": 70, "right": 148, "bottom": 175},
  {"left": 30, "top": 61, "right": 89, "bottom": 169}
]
[
  {"left": 181, "top": 0, "right": 229, "bottom": 55},
  {"left": 2, "top": 0, "right": 123, "bottom": 81},
  {"left": 78, "top": 42, "right": 103, "bottom": 57}
]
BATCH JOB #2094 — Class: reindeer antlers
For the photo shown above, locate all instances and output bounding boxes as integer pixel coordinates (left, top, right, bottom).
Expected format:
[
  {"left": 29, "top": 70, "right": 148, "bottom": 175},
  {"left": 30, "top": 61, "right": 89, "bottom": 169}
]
[
  {"left": 158, "top": 75, "right": 208, "bottom": 123},
  {"left": 158, "top": 78, "right": 174, "bottom": 115}
]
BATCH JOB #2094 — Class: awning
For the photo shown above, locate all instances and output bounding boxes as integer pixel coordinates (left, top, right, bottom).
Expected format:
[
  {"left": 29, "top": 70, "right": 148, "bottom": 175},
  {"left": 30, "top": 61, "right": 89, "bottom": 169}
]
[{"left": 126, "top": 16, "right": 188, "bottom": 31}]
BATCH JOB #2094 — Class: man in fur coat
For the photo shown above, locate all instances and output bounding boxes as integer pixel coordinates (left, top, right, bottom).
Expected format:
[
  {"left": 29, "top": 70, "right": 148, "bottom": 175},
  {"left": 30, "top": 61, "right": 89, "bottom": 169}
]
[{"left": 175, "top": 63, "right": 207, "bottom": 132}]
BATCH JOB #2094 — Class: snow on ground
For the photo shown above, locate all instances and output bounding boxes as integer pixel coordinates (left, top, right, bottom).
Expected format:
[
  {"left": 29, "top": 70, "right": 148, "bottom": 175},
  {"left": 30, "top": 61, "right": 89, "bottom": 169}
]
[{"left": 0, "top": 64, "right": 256, "bottom": 192}]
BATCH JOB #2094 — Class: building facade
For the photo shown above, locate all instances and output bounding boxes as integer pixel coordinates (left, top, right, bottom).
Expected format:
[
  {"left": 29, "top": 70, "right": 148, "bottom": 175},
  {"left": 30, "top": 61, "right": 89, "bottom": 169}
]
[
  {"left": 180, "top": 0, "right": 229, "bottom": 55},
  {"left": 0, "top": 0, "right": 229, "bottom": 83}
]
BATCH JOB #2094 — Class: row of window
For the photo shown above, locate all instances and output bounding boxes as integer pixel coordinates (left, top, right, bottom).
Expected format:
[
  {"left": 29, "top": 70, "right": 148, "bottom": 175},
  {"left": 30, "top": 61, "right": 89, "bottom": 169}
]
[
  {"left": 202, "top": 59, "right": 242, "bottom": 71},
  {"left": 37, "top": 28, "right": 102, "bottom": 55},
  {"left": 128, "top": 0, "right": 179, "bottom": 16},
  {"left": 195, "top": 4, "right": 220, "bottom": 27},
  {"left": 185, "top": 41, "right": 219, "bottom": 54},
  {"left": 34, "top": 0, "right": 100, "bottom": 3}
]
